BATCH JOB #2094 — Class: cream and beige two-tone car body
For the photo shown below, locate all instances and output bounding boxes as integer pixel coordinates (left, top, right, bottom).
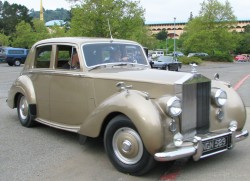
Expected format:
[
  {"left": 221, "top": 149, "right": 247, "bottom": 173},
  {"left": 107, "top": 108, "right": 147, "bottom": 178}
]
[{"left": 7, "top": 37, "right": 248, "bottom": 175}]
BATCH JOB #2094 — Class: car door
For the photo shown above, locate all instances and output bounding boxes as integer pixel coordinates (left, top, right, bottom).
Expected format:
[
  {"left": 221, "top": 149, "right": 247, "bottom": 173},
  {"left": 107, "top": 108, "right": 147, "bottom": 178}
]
[
  {"left": 49, "top": 44, "right": 92, "bottom": 126},
  {"left": 31, "top": 44, "right": 53, "bottom": 120}
]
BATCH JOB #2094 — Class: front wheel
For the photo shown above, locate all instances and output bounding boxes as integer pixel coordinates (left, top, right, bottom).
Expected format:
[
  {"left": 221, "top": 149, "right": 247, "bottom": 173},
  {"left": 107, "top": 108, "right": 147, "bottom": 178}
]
[
  {"left": 104, "top": 115, "right": 155, "bottom": 175},
  {"left": 8, "top": 62, "right": 13, "bottom": 66},
  {"left": 17, "top": 94, "right": 35, "bottom": 127}
]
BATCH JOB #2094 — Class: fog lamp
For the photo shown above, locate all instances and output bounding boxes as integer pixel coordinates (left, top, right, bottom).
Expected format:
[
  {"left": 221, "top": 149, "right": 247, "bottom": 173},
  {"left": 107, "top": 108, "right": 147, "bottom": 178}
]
[
  {"left": 169, "top": 119, "right": 177, "bottom": 132},
  {"left": 216, "top": 108, "right": 224, "bottom": 120},
  {"left": 173, "top": 132, "right": 183, "bottom": 147},
  {"left": 229, "top": 120, "right": 238, "bottom": 132}
]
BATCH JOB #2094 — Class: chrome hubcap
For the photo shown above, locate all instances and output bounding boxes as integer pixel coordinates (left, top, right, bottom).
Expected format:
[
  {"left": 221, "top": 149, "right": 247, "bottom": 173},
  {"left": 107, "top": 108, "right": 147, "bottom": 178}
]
[
  {"left": 112, "top": 127, "right": 143, "bottom": 164},
  {"left": 19, "top": 96, "right": 28, "bottom": 120},
  {"left": 122, "top": 140, "right": 132, "bottom": 153}
]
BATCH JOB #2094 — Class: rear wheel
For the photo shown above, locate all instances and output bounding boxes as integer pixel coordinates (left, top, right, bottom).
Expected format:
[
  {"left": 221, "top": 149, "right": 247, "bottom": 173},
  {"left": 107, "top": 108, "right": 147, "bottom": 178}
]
[
  {"left": 14, "top": 59, "right": 21, "bottom": 66},
  {"left": 104, "top": 115, "right": 155, "bottom": 175},
  {"left": 17, "top": 94, "right": 35, "bottom": 127}
]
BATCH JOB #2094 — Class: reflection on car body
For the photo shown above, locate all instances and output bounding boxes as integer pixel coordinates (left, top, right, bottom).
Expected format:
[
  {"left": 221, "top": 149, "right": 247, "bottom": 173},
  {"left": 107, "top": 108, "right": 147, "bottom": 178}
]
[{"left": 7, "top": 37, "right": 248, "bottom": 176}]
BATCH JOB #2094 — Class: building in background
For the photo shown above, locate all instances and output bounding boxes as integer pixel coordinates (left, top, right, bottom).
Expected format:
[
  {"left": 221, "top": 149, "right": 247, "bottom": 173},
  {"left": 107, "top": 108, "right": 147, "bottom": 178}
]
[{"left": 146, "top": 20, "right": 250, "bottom": 39}]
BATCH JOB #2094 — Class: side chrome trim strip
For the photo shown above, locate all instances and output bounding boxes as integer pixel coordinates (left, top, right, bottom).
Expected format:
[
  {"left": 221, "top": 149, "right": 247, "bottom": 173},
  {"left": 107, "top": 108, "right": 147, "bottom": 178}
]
[{"left": 35, "top": 118, "right": 80, "bottom": 133}]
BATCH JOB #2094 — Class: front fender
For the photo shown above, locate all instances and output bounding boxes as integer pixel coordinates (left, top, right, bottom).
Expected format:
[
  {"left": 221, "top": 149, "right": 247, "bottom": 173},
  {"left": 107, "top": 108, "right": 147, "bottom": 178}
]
[
  {"left": 210, "top": 80, "right": 246, "bottom": 131},
  {"left": 7, "top": 75, "right": 36, "bottom": 108},
  {"left": 78, "top": 90, "right": 165, "bottom": 154}
]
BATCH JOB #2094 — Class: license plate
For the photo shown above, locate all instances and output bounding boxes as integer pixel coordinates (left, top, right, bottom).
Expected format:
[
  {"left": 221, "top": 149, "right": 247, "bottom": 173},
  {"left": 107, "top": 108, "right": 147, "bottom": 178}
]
[{"left": 202, "top": 134, "right": 231, "bottom": 155}]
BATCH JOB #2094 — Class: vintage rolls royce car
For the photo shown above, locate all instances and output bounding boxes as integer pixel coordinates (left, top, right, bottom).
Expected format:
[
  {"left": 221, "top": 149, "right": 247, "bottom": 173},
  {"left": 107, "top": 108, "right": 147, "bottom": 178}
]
[{"left": 7, "top": 37, "right": 248, "bottom": 175}]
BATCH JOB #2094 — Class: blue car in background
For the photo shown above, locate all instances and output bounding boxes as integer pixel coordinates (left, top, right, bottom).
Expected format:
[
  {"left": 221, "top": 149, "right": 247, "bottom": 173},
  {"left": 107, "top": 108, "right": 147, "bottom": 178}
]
[{"left": 0, "top": 47, "right": 29, "bottom": 66}]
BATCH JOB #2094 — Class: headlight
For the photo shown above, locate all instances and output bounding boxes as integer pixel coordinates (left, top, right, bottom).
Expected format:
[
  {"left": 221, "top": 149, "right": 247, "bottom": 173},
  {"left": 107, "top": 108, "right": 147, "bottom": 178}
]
[
  {"left": 214, "top": 89, "right": 227, "bottom": 107},
  {"left": 167, "top": 96, "right": 182, "bottom": 117}
]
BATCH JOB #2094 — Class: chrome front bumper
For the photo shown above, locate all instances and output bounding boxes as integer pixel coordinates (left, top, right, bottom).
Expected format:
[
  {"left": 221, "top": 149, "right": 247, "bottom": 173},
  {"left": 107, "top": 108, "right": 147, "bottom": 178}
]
[{"left": 154, "top": 129, "right": 249, "bottom": 162}]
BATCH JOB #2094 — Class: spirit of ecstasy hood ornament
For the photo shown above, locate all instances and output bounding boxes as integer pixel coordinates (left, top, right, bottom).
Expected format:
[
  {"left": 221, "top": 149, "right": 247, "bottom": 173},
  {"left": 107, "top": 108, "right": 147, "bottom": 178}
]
[{"left": 190, "top": 63, "right": 197, "bottom": 73}]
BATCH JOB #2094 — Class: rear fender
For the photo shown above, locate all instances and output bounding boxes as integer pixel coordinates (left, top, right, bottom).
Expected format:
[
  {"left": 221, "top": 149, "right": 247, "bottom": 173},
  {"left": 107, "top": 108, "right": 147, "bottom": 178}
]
[{"left": 7, "top": 75, "right": 36, "bottom": 108}]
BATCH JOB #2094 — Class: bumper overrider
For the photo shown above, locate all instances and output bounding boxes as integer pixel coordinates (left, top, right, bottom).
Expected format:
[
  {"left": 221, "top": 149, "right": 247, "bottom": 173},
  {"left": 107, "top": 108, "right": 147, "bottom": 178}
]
[{"left": 154, "top": 128, "right": 249, "bottom": 162}]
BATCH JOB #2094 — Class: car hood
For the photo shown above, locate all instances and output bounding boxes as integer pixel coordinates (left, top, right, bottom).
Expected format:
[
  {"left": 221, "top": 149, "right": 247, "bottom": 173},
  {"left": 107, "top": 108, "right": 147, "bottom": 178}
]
[
  {"left": 87, "top": 67, "right": 208, "bottom": 98},
  {"left": 88, "top": 67, "right": 191, "bottom": 85}
]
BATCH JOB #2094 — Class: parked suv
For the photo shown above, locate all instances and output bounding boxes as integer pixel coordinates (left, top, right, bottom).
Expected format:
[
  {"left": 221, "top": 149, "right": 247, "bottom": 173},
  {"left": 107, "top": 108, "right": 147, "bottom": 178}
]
[{"left": 0, "top": 47, "right": 29, "bottom": 66}]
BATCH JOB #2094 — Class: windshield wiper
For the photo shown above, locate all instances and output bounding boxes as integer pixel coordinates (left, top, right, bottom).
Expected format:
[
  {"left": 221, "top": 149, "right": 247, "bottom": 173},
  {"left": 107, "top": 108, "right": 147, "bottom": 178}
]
[
  {"left": 88, "top": 64, "right": 106, "bottom": 71},
  {"left": 112, "top": 62, "right": 135, "bottom": 67}
]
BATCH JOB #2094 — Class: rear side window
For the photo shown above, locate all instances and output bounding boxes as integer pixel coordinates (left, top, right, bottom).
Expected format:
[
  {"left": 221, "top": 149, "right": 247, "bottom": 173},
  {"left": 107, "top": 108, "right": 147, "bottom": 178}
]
[
  {"left": 34, "top": 45, "right": 52, "bottom": 68},
  {"left": 8, "top": 50, "right": 25, "bottom": 55}
]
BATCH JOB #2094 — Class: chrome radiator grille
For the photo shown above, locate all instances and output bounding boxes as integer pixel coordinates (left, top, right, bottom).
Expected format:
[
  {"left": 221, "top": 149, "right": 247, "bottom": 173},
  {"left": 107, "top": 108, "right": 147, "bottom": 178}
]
[{"left": 180, "top": 81, "right": 211, "bottom": 136}]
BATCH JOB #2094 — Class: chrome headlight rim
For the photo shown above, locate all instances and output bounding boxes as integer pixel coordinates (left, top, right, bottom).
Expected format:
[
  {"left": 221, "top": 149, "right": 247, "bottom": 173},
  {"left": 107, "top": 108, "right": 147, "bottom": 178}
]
[
  {"left": 166, "top": 96, "right": 182, "bottom": 117},
  {"left": 214, "top": 89, "right": 227, "bottom": 107}
]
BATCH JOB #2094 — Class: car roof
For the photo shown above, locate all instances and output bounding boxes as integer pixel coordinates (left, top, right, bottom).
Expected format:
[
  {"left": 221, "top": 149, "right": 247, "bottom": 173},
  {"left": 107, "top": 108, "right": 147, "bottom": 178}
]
[{"left": 34, "top": 37, "right": 139, "bottom": 47}]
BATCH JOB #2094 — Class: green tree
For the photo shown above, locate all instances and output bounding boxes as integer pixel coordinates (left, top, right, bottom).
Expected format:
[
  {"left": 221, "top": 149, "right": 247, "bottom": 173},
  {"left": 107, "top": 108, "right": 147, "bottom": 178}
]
[
  {"left": 12, "top": 19, "right": 50, "bottom": 48},
  {"left": 244, "top": 24, "right": 250, "bottom": 33},
  {"left": 12, "top": 21, "right": 34, "bottom": 48},
  {"left": 235, "top": 25, "right": 250, "bottom": 54},
  {"left": 179, "top": 0, "right": 238, "bottom": 55},
  {"left": 50, "top": 25, "right": 69, "bottom": 38},
  {"left": 0, "top": 1, "right": 32, "bottom": 36},
  {"left": 155, "top": 29, "right": 167, "bottom": 41},
  {"left": 0, "top": 33, "right": 10, "bottom": 46},
  {"left": 32, "top": 19, "right": 50, "bottom": 41},
  {"left": 69, "top": 0, "right": 147, "bottom": 42}
]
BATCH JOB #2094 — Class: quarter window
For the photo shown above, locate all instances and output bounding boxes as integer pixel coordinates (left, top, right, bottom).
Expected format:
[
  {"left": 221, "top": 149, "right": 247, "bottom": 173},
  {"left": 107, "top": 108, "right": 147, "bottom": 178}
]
[{"left": 34, "top": 45, "right": 52, "bottom": 68}]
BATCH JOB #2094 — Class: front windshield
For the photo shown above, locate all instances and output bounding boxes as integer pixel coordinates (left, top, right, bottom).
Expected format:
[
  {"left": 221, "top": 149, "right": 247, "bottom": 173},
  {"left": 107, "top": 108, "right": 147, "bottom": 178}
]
[
  {"left": 82, "top": 43, "right": 148, "bottom": 67},
  {"left": 156, "top": 56, "right": 175, "bottom": 63}
]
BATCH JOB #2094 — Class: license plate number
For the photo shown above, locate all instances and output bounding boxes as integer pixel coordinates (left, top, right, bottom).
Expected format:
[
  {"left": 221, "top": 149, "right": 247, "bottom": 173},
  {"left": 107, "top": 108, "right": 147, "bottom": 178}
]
[{"left": 202, "top": 135, "right": 229, "bottom": 153}]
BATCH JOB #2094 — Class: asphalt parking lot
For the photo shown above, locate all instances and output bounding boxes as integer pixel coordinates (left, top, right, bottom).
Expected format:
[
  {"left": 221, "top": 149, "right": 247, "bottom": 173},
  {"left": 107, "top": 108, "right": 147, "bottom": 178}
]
[{"left": 0, "top": 62, "right": 250, "bottom": 181}]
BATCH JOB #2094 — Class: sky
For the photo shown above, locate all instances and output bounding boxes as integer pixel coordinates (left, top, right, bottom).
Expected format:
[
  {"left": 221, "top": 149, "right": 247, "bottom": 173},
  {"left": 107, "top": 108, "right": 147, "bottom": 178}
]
[{"left": 5, "top": 0, "right": 250, "bottom": 23}]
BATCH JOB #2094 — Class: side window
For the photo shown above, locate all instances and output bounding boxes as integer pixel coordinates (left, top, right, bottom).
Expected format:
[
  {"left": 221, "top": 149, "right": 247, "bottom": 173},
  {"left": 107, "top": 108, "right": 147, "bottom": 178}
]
[
  {"left": 8, "top": 50, "right": 25, "bottom": 55},
  {"left": 56, "top": 45, "right": 79, "bottom": 70},
  {"left": 56, "top": 45, "right": 71, "bottom": 69},
  {"left": 35, "top": 45, "right": 52, "bottom": 68}
]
